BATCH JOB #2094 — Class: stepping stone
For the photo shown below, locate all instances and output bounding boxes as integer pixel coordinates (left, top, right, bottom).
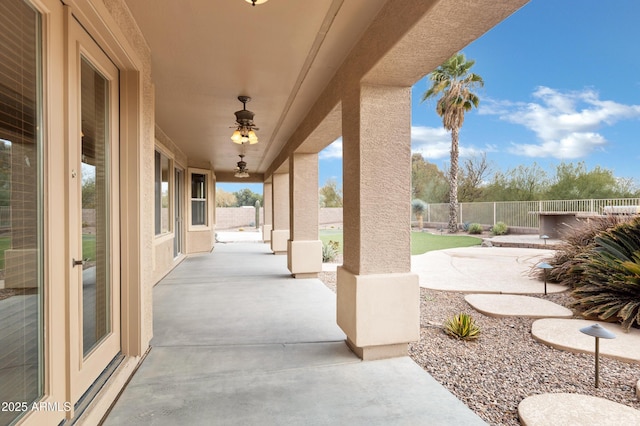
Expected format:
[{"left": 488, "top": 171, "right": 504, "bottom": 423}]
[
  {"left": 465, "top": 294, "right": 573, "bottom": 318},
  {"left": 518, "top": 393, "right": 640, "bottom": 426},
  {"left": 531, "top": 319, "right": 640, "bottom": 363}
]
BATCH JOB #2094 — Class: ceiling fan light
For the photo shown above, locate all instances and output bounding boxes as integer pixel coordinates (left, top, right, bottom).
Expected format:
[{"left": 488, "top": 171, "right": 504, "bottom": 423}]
[
  {"left": 248, "top": 130, "right": 258, "bottom": 144},
  {"left": 245, "top": 0, "right": 269, "bottom": 6},
  {"left": 231, "top": 129, "right": 243, "bottom": 143}
]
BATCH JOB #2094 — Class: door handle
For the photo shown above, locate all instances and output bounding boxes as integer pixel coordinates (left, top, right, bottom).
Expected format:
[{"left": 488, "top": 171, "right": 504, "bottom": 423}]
[{"left": 72, "top": 258, "right": 85, "bottom": 267}]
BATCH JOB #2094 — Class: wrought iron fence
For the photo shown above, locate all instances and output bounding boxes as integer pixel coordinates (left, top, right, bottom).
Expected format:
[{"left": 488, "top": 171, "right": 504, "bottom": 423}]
[{"left": 424, "top": 198, "right": 640, "bottom": 229}]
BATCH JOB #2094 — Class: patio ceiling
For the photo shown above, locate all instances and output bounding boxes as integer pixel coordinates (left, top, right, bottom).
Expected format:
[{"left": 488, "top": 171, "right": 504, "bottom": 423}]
[
  {"left": 124, "top": 0, "right": 528, "bottom": 181},
  {"left": 124, "top": 0, "right": 388, "bottom": 179}
]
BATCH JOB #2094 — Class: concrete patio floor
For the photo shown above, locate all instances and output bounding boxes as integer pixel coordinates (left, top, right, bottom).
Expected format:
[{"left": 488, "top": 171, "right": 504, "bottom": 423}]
[{"left": 103, "top": 242, "right": 485, "bottom": 425}]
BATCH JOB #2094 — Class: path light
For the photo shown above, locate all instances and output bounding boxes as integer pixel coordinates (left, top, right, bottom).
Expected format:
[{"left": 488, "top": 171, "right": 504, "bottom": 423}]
[
  {"left": 540, "top": 234, "right": 549, "bottom": 246},
  {"left": 536, "top": 261, "right": 553, "bottom": 295},
  {"left": 579, "top": 323, "right": 616, "bottom": 388}
]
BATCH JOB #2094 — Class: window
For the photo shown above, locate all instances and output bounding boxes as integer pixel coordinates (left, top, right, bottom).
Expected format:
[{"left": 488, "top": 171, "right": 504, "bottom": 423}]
[
  {"left": 0, "top": 1, "right": 44, "bottom": 424},
  {"left": 154, "top": 150, "right": 171, "bottom": 235},
  {"left": 191, "top": 172, "right": 207, "bottom": 226}
]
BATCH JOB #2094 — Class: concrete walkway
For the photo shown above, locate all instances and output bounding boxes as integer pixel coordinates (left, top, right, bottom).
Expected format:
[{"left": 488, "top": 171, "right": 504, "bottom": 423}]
[
  {"left": 412, "top": 246, "right": 565, "bottom": 294},
  {"left": 103, "top": 242, "right": 485, "bottom": 425}
]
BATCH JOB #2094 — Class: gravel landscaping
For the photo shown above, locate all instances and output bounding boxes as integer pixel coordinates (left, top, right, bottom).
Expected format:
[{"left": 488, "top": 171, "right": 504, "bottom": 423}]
[{"left": 318, "top": 270, "right": 640, "bottom": 426}]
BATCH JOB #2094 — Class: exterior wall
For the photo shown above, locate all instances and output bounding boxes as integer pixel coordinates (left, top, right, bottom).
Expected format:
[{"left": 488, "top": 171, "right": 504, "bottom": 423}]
[
  {"left": 153, "top": 126, "right": 188, "bottom": 283},
  {"left": 186, "top": 166, "right": 216, "bottom": 253}
]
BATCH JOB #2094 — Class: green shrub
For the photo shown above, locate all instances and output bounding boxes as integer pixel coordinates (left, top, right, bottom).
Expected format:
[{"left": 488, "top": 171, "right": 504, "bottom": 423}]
[
  {"left": 571, "top": 217, "right": 640, "bottom": 330},
  {"left": 322, "top": 240, "right": 339, "bottom": 262},
  {"left": 443, "top": 313, "right": 480, "bottom": 340},
  {"left": 467, "top": 223, "right": 483, "bottom": 234},
  {"left": 491, "top": 221, "right": 509, "bottom": 236}
]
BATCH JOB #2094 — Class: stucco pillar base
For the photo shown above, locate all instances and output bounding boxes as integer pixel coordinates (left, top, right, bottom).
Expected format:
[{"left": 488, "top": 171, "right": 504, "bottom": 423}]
[
  {"left": 271, "top": 229, "right": 289, "bottom": 254},
  {"left": 345, "top": 338, "right": 408, "bottom": 361},
  {"left": 287, "top": 240, "right": 322, "bottom": 278},
  {"left": 262, "top": 224, "right": 272, "bottom": 242},
  {"left": 336, "top": 266, "right": 419, "bottom": 360}
]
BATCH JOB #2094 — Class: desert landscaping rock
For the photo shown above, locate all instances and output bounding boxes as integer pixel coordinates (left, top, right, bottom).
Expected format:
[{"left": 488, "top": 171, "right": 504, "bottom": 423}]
[{"left": 465, "top": 294, "right": 573, "bottom": 318}]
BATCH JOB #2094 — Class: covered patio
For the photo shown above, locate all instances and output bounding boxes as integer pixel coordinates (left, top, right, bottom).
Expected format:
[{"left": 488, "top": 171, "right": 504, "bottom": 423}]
[{"left": 103, "top": 241, "right": 484, "bottom": 425}]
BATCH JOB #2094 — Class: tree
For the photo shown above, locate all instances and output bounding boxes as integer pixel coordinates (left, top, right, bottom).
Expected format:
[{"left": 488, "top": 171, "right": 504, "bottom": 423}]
[
  {"left": 411, "top": 153, "right": 448, "bottom": 203},
  {"left": 216, "top": 189, "right": 237, "bottom": 207},
  {"left": 233, "top": 188, "right": 262, "bottom": 207},
  {"left": 458, "top": 153, "right": 491, "bottom": 202},
  {"left": 544, "top": 162, "right": 634, "bottom": 200},
  {"left": 411, "top": 199, "right": 427, "bottom": 230},
  {"left": 319, "top": 179, "right": 343, "bottom": 207},
  {"left": 484, "top": 163, "right": 549, "bottom": 201},
  {"left": 422, "top": 52, "right": 483, "bottom": 233}
]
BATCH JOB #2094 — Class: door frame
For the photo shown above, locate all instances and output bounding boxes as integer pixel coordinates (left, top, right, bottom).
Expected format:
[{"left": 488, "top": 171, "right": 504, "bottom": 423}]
[{"left": 67, "top": 13, "right": 121, "bottom": 404}]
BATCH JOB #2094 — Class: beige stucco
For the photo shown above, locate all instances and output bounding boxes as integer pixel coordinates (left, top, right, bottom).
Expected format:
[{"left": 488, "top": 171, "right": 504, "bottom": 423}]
[
  {"left": 287, "top": 240, "right": 323, "bottom": 278},
  {"left": 336, "top": 267, "right": 420, "bottom": 360},
  {"left": 287, "top": 153, "right": 322, "bottom": 276},
  {"left": 270, "top": 172, "right": 290, "bottom": 254},
  {"left": 262, "top": 181, "right": 273, "bottom": 241}
]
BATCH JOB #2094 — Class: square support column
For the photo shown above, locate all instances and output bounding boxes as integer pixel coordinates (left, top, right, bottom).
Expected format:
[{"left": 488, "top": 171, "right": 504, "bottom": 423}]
[
  {"left": 262, "top": 181, "right": 272, "bottom": 242},
  {"left": 270, "top": 172, "right": 289, "bottom": 254},
  {"left": 337, "top": 84, "right": 419, "bottom": 360},
  {"left": 287, "top": 153, "right": 322, "bottom": 278}
]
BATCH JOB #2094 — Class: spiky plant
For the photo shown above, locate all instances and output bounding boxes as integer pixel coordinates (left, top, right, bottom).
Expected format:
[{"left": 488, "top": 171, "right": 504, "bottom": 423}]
[
  {"left": 543, "top": 215, "right": 631, "bottom": 286},
  {"left": 571, "top": 217, "right": 640, "bottom": 330},
  {"left": 443, "top": 313, "right": 480, "bottom": 340}
]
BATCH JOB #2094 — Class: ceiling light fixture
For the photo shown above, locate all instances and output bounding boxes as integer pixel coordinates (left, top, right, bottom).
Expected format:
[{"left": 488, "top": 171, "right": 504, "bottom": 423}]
[
  {"left": 245, "top": 0, "right": 269, "bottom": 6},
  {"left": 234, "top": 154, "right": 250, "bottom": 178},
  {"left": 230, "top": 95, "right": 259, "bottom": 145}
]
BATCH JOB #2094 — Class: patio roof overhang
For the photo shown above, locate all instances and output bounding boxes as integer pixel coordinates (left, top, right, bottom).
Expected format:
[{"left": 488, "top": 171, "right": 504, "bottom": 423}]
[{"left": 124, "top": 0, "right": 528, "bottom": 182}]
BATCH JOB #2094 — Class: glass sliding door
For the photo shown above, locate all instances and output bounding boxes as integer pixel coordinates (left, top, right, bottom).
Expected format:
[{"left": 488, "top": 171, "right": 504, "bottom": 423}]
[{"left": 0, "top": 1, "right": 44, "bottom": 425}]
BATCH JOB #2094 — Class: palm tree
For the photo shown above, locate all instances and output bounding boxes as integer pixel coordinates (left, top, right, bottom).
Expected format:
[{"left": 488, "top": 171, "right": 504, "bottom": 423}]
[{"left": 421, "top": 52, "right": 483, "bottom": 233}]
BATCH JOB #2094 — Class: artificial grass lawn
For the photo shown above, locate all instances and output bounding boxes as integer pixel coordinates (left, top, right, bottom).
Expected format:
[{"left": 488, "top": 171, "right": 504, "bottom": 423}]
[{"left": 319, "top": 229, "right": 481, "bottom": 256}]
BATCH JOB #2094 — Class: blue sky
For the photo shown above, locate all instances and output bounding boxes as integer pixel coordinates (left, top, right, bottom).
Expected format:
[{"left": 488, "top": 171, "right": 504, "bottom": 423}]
[{"left": 220, "top": 0, "right": 640, "bottom": 195}]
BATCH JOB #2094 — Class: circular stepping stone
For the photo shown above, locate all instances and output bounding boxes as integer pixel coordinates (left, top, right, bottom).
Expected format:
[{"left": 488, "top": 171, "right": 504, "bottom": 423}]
[
  {"left": 531, "top": 319, "right": 640, "bottom": 363},
  {"left": 465, "top": 294, "right": 573, "bottom": 318},
  {"left": 518, "top": 393, "right": 640, "bottom": 425}
]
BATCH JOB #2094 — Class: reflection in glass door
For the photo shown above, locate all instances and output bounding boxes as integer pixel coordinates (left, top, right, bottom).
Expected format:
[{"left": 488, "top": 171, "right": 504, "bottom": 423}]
[
  {"left": 80, "top": 57, "right": 111, "bottom": 356},
  {"left": 0, "top": 1, "right": 43, "bottom": 425}
]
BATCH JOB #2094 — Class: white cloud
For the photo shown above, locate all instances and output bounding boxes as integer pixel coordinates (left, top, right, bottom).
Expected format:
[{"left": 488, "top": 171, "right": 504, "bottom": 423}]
[
  {"left": 319, "top": 137, "right": 342, "bottom": 160},
  {"left": 411, "top": 125, "right": 495, "bottom": 159},
  {"left": 483, "top": 86, "right": 640, "bottom": 159}
]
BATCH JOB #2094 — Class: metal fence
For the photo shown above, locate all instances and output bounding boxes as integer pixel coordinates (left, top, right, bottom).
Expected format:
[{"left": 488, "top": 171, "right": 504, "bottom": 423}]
[{"left": 424, "top": 198, "right": 640, "bottom": 229}]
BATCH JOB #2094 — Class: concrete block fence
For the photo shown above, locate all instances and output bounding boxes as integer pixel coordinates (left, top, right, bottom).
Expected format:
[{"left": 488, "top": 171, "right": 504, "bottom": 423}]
[{"left": 216, "top": 207, "right": 343, "bottom": 230}]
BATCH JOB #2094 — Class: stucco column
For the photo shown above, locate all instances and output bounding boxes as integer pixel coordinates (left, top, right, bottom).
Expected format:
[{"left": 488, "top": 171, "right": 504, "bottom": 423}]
[
  {"left": 337, "top": 84, "right": 419, "bottom": 360},
  {"left": 287, "top": 153, "right": 322, "bottom": 278},
  {"left": 270, "top": 172, "right": 289, "bottom": 254},
  {"left": 262, "top": 180, "right": 272, "bottom": 242}
]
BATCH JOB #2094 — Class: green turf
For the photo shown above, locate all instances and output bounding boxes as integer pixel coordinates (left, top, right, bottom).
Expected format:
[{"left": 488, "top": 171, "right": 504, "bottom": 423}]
[{"left": 319, "top": 229, "right": 481, "bottom": 256}]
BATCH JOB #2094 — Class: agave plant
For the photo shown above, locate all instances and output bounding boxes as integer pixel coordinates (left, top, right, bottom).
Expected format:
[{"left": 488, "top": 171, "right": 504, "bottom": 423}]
[
  {"left": 571, "top": 217, "right": 640, "bottom": 330},
  {"left": 443, "top": 313, "right": 480, "bottom": 340}
]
